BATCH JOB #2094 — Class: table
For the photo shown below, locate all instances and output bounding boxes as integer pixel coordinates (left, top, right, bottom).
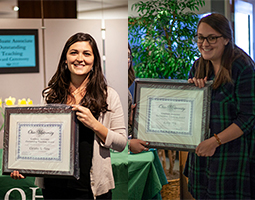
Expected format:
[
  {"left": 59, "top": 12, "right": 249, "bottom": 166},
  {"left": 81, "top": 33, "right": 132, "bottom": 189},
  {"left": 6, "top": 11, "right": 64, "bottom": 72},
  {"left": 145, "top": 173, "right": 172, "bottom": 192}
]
[
  {"left": 110, "top": 145, "right": 128, "bottom": 199},
  {"left": 128, "top": 149, "right": 168, "bottom": 200},
  {"left": 110, "top": 147, "right": 168, "bottom": 200},
  {"left": 0, "top": 148, "right": 167, "bottom": 199}
]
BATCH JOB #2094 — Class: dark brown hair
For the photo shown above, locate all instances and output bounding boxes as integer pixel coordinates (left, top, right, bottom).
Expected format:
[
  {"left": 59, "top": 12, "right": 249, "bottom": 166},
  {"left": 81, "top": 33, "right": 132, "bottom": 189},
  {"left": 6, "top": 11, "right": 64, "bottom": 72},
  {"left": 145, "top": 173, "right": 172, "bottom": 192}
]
[
  {"left": 194, "top": 13, "right": 254, "bottom": 89},
  {"left": 128, "top": 43, "right": 135, "bottom": 87},
  {"left": 42, "top": 32, "right": 108, "bottom": 118}
]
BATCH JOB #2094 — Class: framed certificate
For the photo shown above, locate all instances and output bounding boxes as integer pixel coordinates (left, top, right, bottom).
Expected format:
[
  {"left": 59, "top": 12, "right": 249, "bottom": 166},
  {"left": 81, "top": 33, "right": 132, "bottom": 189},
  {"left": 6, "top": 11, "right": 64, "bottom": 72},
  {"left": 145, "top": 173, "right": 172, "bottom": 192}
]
[
  {"left": 2, "top": 105, "right": 79, "bottom": 178},
  {"left": 132, "top": 78, "right": 213, "bottom": 151}
]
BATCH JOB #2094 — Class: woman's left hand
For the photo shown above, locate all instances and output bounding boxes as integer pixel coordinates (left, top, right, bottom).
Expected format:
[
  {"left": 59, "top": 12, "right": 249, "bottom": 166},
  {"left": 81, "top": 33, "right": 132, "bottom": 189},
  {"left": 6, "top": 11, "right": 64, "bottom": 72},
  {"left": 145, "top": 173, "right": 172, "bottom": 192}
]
[
  {"left": 72, "top": 105, "right": 98, "bottom": 131},
  {"left": 195, "top": 137, "right": 218, "bottom": 157}
]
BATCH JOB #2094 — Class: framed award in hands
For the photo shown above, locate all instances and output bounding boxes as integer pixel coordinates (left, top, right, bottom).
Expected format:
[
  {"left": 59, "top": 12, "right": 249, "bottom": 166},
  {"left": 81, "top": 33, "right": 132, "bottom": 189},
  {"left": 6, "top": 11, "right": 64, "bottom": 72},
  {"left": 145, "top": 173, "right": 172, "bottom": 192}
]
[
  {"left": 132, "top": 78, "right": 213, "bottom": 151},
  {"left": 2, "top": 104, "right": 79, "bottom": 179}
]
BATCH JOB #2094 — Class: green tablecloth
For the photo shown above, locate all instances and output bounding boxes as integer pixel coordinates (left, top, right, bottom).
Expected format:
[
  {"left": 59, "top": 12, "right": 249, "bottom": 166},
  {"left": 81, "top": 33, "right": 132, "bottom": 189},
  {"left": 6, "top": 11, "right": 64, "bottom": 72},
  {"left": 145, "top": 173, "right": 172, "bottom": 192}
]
[
  {"left": 0, "top": 147, "right": 167, "bottom": 200},
  {"left": 110, "top": 147, "right": 168, "bottom": 200},
  {"left": 110, "top": 145, "right": 128, "bottom": 199},
  {"left": 128, "top": 150, "right": 168, "bottom": 200}
]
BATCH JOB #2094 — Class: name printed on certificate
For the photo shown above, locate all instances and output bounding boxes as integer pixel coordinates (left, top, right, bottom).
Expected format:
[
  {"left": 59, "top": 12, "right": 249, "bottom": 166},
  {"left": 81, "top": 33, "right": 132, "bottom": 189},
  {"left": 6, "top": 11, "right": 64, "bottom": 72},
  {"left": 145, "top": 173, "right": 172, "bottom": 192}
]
[
  {"left": 146, "top": 97, "right": 194, "bottom": 135},
  {"left": 17, "top": 123, "right": 63, "bottom": 161}
]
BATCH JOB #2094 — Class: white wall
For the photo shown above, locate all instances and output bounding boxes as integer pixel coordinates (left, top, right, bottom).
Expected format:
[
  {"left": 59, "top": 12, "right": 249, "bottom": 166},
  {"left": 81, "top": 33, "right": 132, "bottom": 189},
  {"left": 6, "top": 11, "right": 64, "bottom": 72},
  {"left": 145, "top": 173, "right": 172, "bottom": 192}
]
[
  {"left": 105, "top": 19, "right": 128, "bottom": 122},
  {"left": 0, "top": 0, "right": 18, "bottom": 18},
  {"left": 78, "top": 6, "right": 128, "bottom": 19}
]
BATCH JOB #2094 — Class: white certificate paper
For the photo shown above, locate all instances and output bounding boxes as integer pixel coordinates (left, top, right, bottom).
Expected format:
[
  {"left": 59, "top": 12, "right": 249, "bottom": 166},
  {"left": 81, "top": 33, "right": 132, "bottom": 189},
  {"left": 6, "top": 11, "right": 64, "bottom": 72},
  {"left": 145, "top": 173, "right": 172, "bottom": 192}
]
[{"left": 147, "top": 97, "right": 194, "bottom": 135}]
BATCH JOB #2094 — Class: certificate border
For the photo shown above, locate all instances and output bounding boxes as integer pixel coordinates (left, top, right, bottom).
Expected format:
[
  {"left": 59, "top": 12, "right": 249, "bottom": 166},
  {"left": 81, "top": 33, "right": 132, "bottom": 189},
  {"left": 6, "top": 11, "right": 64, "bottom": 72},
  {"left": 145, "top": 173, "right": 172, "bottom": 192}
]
[
  {"left": 2, "top": 105, "right": 79, "bottom": 178},
  {"left": 132, "top": 78, "right": 212, "bottom": 151}
]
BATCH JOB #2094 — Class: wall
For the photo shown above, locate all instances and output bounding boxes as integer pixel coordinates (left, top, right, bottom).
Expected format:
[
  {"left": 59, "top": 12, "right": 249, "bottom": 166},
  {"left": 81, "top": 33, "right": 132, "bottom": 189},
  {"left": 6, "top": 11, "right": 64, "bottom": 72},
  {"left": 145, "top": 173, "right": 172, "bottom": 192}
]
[
  {"left": 78, "top": 6, "right": 128, "bottom": 19},
  {"left": 0, "top": 0, "right": 18, "bottom": 18},
  {"left": 105, "top": 18, "right": 128, "bottom": 113}
]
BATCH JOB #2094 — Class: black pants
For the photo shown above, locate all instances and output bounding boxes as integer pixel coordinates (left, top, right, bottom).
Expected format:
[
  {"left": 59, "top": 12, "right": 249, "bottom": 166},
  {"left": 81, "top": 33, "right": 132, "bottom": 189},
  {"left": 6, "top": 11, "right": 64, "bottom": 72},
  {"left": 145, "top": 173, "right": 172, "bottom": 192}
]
[{"left": 42, "top": 187, "right": 112, "bottom": 200}]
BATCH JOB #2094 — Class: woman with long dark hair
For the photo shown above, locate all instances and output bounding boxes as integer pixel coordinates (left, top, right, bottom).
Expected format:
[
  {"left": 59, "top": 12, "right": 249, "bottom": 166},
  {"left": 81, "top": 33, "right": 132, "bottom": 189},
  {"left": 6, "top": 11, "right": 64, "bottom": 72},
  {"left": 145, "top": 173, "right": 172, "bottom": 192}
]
[
  {"left": 184, "top": 13, "right": 255, "bottom": 199},
  {"left": 11, "top": 32, "right": 127, "bottom": 199}
]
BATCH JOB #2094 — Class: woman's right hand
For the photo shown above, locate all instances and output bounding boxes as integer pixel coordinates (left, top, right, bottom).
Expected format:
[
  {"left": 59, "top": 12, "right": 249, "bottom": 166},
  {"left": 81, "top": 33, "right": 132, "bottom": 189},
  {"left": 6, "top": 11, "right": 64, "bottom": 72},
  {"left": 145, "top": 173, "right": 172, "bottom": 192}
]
[
  {"left": 188, "top": 77, "right": 207, "bottom": 88},
  {"left": 10, "top": 171, "right": 25, "bottom": 180}
]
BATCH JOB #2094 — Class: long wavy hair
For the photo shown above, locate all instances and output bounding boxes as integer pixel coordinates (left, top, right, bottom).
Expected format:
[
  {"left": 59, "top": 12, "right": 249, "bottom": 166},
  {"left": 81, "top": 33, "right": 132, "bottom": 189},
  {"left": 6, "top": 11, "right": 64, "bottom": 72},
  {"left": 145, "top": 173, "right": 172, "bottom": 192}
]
[
  {"left": 194, "top": 13, "right": 254, "bottom": 89},
  {"left": 128, "top": 43, "right": 135, "bottom": 88},
  {"left": 42, "top": 33, "right": 108, "bottom": 118}
]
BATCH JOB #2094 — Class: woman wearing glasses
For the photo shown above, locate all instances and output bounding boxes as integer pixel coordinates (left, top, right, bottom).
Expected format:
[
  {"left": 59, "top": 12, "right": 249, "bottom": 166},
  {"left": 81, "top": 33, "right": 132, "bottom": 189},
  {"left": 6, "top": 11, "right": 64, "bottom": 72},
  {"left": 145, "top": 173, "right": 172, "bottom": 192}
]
[{"left": 184, "top": 13, "right": 255, "bottom": 199}]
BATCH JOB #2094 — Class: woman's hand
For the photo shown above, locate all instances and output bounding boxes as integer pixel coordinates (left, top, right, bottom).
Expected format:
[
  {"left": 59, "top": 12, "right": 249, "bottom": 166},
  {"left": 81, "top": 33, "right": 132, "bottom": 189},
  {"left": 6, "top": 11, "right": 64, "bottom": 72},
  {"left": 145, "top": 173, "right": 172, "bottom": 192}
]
[
  {"left": 129, "top": 139, "right": 149, "bottom": 154},
  {"left": 188, "top": 77, "right": 207, "bottom": 88},
  {"left": 10, "top": 171, "right": 25, "bottom": 180},
  {"left": 72, "top": 105, "right": 98, "bottom": 131},
  {"left": 195, "top": 137, "right": 218, "bottom": 157},
  {"left": 72, "top": 105, "right": 108, "bottom": 143}
]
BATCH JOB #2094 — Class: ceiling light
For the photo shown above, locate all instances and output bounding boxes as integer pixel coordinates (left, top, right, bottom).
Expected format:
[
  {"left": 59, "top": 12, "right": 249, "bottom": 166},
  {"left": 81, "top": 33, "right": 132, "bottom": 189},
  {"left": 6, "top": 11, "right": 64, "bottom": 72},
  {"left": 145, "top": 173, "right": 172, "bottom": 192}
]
[{"left": 13, "top": 6, "right": 19, "bottom": 12}]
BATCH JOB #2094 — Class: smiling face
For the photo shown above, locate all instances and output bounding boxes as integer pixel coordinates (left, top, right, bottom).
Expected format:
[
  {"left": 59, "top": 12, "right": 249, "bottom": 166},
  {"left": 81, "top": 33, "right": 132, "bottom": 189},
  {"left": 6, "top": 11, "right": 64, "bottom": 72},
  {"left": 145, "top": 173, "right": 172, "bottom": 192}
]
[
  {"left": 66, "top": 41, "right": 94, "bottom": 82},
  {"left": 197, "top": 22, "right": 229, "bottom": 66}
]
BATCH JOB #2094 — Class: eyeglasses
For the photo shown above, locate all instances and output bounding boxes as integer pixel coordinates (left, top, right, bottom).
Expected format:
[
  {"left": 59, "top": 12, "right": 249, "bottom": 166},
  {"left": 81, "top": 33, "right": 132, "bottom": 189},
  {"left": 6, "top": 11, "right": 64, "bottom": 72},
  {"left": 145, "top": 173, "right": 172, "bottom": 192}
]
[{"left": 194, "top": 35, "right": 223, "bottom": 44}]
